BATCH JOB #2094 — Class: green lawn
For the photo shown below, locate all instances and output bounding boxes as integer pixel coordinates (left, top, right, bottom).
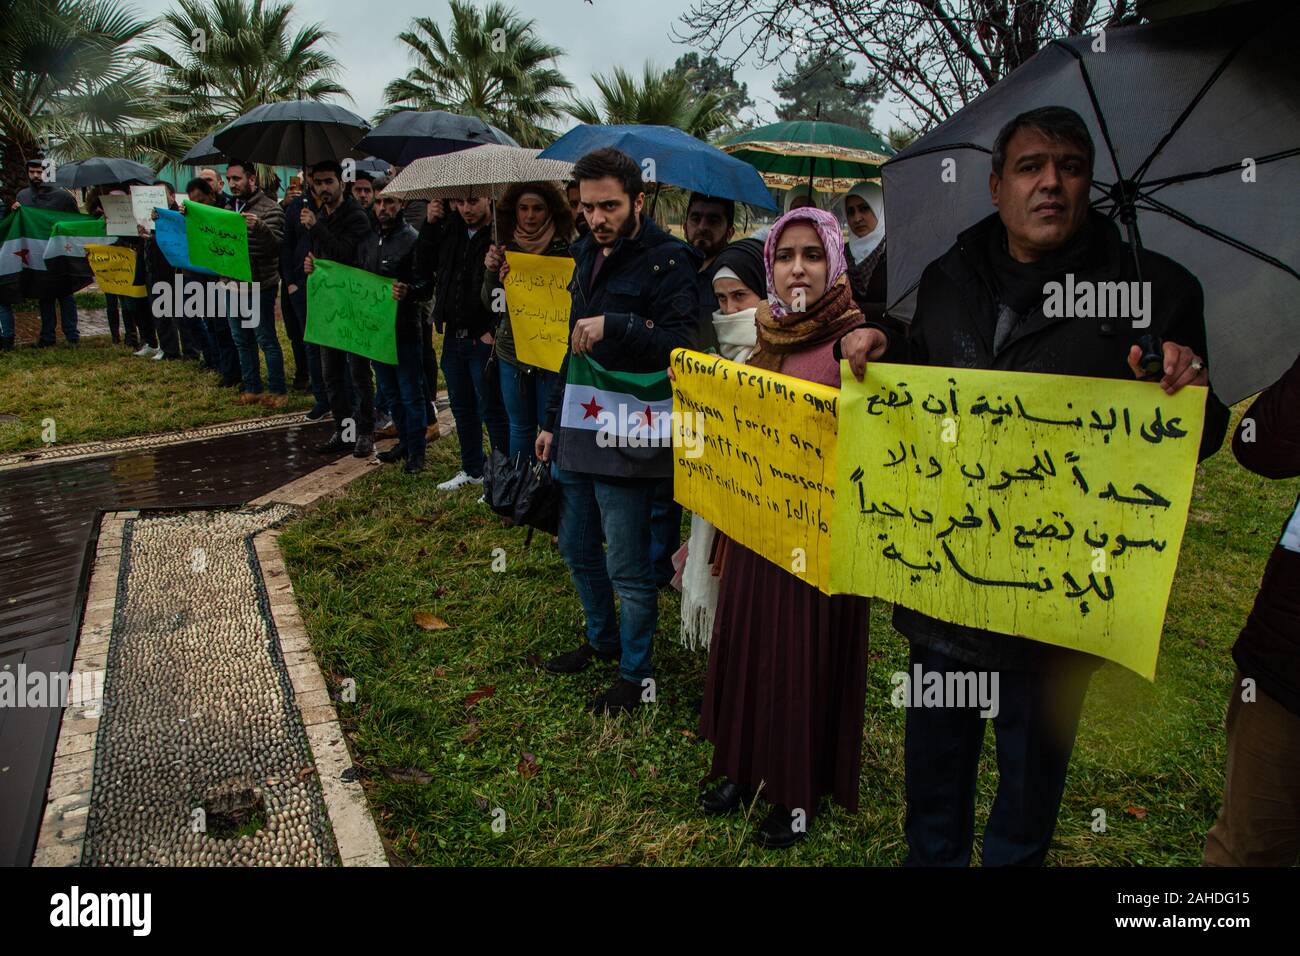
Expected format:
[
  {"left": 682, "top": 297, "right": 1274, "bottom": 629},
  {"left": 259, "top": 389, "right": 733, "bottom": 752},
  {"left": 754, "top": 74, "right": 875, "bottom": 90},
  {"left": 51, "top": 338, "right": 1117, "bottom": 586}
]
[
  {"left": 0, "top": 331, "right": 312, "bottom": 454},
  {"left": 278, "top": 405, "right": 1297, "bottom": 866}
]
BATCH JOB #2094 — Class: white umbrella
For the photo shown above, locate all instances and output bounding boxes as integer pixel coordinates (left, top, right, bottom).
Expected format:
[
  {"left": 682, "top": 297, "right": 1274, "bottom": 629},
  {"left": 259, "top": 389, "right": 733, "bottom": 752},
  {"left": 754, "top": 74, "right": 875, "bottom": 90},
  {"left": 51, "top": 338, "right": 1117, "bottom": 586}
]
[{"left": 380, "top": 144, "right": 573, "bottom": 201}]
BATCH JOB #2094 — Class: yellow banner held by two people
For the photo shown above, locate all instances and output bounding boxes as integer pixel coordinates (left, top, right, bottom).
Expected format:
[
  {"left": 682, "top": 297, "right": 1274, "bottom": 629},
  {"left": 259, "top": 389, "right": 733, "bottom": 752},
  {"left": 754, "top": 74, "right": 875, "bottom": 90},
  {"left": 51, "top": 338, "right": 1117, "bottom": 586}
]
[
  {"left": 84, "top": 243, "right": 145, "bottom": 298},
  {"left": 501, "top": 252, "right": 574, "bottom": 372},
  {"left": 829, "top": 364, "right": 1207, "bottom": 680},
  {"left": 670, "top": 349, "right": 839, "bottom": 593}
]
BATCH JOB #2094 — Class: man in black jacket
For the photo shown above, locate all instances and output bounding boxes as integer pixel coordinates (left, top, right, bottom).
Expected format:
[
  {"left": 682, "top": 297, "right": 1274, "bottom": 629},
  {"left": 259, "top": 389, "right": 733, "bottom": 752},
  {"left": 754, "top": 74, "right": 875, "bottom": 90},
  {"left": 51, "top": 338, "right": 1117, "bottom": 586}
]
[
  {"left": 535, "top": 147, "right": 699, "bottom": 716},
  {"left": 15, "top": 156, "right": 81, "bottom": 346},
  {"left": 282, "top": 183, "right": 329, "bottom": 415},
  {"left": 360, "top": 193, "right": 434, "bottom": 473},
  {"left": 842, "top": 106, "right": 1230, "bottom": 866},
  {"left": 300, "top": 160, "right": 377, "bottom": 458},
  {"left": 417, "top": 193, "right": 508, "bottom": 489}
]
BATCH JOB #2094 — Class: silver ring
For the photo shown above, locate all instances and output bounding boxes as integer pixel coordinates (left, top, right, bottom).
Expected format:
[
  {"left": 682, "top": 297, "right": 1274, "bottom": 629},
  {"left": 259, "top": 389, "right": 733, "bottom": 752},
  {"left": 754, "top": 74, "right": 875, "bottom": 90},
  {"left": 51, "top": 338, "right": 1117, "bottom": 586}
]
[{"left": 1190, "top": 360, "right": 1204, "bottom": 371}]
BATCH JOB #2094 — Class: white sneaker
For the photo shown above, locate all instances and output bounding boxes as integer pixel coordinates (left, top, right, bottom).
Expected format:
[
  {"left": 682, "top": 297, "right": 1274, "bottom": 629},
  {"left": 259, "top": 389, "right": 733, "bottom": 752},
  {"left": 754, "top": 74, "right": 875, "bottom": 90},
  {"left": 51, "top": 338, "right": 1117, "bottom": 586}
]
[
  {"left": 436, "top": 470, "right": 484, "bottom": 491},
  {"left": 132, "top": 345, "right": 155, "bottom": 357},
  {"left": 151, "top": 349, "right": 165, "bottom": 360}
]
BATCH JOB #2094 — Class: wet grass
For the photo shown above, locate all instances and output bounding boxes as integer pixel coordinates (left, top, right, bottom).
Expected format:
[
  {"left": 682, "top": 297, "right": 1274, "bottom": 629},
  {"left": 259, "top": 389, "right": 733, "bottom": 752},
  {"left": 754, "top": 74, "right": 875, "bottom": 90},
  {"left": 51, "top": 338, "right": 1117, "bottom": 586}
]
[
  {"left": 0, "top": 330, "right": 312, "bottom": 454},
  {"left": 278, "top": 404, "right": 1297, "bottom": 865}
]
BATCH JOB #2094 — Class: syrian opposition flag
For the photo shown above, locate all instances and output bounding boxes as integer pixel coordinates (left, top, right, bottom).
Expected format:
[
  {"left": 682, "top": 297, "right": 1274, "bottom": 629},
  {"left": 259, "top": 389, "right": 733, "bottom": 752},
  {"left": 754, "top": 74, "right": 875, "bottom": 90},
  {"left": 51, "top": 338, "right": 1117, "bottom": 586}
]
[
  {"left": 556, "top": 354, "right": 674, "bottom": 479},
  {"left": 45, "top": 218, "right": 118, "bottom": 283},
  {"left": 0, "top": 206, "right": 97, "bottom": 304}
]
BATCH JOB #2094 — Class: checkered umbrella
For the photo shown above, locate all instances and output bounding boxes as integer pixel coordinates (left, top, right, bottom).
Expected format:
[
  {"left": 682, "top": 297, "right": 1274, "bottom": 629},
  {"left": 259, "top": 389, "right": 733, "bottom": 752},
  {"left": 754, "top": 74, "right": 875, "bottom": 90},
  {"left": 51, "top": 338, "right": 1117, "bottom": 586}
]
[{"left": 380, "top": 144, "right": 573, "bottom": 201}]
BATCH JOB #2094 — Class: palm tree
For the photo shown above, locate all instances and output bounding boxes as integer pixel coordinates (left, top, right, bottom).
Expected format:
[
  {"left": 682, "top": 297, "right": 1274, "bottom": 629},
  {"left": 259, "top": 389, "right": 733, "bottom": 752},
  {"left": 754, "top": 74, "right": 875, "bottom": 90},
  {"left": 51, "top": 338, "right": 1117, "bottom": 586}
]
[
  {"left": 564, "top": 63, "right": 730, "bottom": 141},
  {"left": 380, "top": 0, "right": 572, "bottom": 147},
  {"left": 1, "top": 0, "right": 166, "bottom": 202},
  {"left": 138, "top": 0, "right": 348, "bottom": 155}
]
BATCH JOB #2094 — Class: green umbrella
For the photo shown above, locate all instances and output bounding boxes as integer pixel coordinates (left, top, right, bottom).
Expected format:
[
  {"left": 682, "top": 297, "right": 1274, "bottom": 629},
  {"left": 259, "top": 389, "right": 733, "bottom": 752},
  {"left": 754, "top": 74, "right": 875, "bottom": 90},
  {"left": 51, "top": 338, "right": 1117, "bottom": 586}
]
[{"left": 719, "top": 120, "right": 895, "bottom": 195}]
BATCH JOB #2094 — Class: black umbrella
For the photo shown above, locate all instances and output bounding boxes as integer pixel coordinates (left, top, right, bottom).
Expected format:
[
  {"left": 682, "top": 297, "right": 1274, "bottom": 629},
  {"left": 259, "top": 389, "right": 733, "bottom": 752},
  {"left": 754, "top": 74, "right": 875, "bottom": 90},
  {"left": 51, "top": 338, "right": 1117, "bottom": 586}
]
[
  {"left": 213, "top": 100, "right": 371, "bottom": 167},
  {"left": 179, "top": 132, "right": 225, "bottom": 166},
  {"left": 357, "top": 110, "right": 511, "bottom": 166},
  {"left": 54, "top": 157, "right": 157, "bottom": 188},
  {"left": 355, "top": 156, "right": 393, "bottom": 175},
  {"left": 883, "top": 0, "right": 1299, "bottom": 405}
]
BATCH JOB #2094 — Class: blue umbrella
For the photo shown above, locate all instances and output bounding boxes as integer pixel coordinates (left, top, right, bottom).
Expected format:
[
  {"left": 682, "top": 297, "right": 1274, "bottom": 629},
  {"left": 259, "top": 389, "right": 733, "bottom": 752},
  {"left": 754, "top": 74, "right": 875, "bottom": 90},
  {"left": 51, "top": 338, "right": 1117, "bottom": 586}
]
[{"left": 538, "top": 124, "right": 777, "bottom": 210}]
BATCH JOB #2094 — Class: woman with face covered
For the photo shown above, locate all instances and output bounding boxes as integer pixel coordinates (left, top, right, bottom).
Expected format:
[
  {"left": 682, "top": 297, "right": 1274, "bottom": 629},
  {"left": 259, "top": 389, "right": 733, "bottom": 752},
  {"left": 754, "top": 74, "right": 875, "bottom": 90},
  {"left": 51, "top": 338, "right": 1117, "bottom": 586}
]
[
  {"left": 697, "top": 208, "right": 874, "bottom": 849},
  {"left": 843, "top": 181, "right": 887, "bottom": 322},
  {"left": 483, "top": 182, "right": 575, "bottom": 459},
  {"left": 676, "top": 238, "right": 765, "bottom": 649}
]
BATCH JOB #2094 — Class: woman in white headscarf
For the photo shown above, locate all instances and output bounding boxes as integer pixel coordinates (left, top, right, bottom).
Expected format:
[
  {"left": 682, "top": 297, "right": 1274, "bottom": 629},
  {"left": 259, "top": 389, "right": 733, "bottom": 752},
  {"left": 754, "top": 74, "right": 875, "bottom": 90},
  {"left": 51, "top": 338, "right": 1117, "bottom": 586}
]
[{"left": 843, "top": 180, "right": 888, "bottom": 322}]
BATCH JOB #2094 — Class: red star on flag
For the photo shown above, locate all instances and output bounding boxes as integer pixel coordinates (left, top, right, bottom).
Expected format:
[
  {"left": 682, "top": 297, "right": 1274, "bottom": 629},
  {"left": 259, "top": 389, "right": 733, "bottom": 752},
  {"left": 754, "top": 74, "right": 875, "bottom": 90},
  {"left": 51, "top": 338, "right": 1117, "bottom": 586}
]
[
  {"left": 639, "top": 405, "right": 655, "bottom": 428},
  {"left": 14, "top": 248, "right": 30, "bottom": 266},
  {"left": 581, "top": 396, "right": 603, "bottom": 420}
]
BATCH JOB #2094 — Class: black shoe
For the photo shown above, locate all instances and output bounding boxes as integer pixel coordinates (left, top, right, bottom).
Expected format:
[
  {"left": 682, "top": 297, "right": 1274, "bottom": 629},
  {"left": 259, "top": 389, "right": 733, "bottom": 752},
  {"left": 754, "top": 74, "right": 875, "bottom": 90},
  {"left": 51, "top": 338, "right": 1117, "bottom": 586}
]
[
  {"left": 403, "top": 453, "right": 425, "bottom": 474},
  {"left": 218, "top": 377, "right": 241, "bottom": 389},
  {"left": 754, "top": 804, "right": 807, "bottom": 850},
  {"left": 544, "top": 642, "right": 618, "bottom": 674},
  {"left": 588, "top": 678, "right": 643, "bottom": 716},
  {"left": 292, "top": 375, "right": 309, "bottom": 392},
  {"left": 377, "top": 443, "right": 407, "bottom": 464},
  {"left": 352, "top": 435, "right": 374, "bottom": 459},
  {"left": 304, "top": 402, "right": 329, "bottom": 422},
  {"left": 314, "top": 430, "right": 353, "bottom": 454},
  {"left": 0, "top": 336, "right": 13, "bottom": 352},
  {"left": 699, "top": 780, "right": 752, "bottom": 816}
]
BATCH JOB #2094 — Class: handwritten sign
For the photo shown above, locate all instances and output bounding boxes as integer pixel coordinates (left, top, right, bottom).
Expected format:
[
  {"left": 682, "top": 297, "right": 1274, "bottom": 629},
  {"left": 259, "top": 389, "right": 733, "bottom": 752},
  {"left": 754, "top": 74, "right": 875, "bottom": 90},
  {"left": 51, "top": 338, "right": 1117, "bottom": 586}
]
[
  {"left": 503, "top": 252, "right": 574, "bottom": 372},
  {"left": 153, "top": 208, "right": 216, "bottom": 276},
  {"left": 85, "top": 243, "right": 145, "bottom": 298},
  {"left": 829, "top": 364, "right": 1207, "bottom": 679},
  {"left": 100, "top": 195, "right": 136, "bottom": 237},
  {"left": 129, "top": 185, "right": 168, "bottom": 232},
  {"left": 670, "top": 348, "right": 838, "bottom": 592},
  {"left": 305, "top": 258, "right": 397, "bottom": 365},
  {"left": 184, "top": 201, "right": 251, "bottom": 282}
]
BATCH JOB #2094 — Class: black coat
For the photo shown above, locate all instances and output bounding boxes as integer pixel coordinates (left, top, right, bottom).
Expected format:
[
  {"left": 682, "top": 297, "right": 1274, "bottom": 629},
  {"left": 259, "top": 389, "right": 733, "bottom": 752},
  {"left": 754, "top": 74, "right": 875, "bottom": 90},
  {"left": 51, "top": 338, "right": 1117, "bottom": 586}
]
[
  {"left": 417, "top": 212, "right": 495, "bottom": 339},
  {"left": 543, "top": 215, "right": 700, "bottom": 433},
  {"left": 892, "top": 210, "right": 1231, "bottom": 672},
  {"left": 1230, "top": 353, "right": 1300, "bottom": 716},
  {"left": 357, "top": 221, "right": 432, "bottom": 346}
]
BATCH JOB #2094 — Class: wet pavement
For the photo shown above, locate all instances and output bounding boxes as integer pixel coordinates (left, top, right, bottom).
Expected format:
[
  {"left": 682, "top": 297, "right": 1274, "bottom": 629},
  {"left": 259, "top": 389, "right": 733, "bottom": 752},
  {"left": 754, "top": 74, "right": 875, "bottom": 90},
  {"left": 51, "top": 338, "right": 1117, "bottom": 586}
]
[{"left": 0, "top": 420, "right": 334, "bottom": 866}]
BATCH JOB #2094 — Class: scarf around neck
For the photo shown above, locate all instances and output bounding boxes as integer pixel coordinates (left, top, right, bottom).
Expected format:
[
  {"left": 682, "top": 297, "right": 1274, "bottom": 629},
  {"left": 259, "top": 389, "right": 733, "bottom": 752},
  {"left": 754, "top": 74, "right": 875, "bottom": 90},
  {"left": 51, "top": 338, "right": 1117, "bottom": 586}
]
[
  {"left": 749, "top": 274, "right": 862, "bottom": 373},
  {"left": 763, "top": 207, "right": 849, "bottom": 320},
  {"left": 513, "top": 194, "right": 556, "bottom": 254}
]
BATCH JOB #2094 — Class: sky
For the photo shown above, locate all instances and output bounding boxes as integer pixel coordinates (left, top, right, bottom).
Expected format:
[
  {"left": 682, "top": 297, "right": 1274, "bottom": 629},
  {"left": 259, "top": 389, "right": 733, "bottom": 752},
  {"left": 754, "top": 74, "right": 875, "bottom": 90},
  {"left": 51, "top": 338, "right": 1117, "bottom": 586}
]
[{"left": 128, "top": 0, "right": 904, "bottom": 134}]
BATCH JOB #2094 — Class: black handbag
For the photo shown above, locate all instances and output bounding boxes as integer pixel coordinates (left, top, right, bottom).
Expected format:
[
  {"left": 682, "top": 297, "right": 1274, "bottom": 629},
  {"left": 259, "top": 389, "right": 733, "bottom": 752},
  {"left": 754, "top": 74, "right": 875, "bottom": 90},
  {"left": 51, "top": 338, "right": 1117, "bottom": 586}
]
[
  {"left": 481, "top": 450, "right": 561, "bottom": 535},
  {"left": 482, "top": 449, "right": 525, "bottom": 519}
]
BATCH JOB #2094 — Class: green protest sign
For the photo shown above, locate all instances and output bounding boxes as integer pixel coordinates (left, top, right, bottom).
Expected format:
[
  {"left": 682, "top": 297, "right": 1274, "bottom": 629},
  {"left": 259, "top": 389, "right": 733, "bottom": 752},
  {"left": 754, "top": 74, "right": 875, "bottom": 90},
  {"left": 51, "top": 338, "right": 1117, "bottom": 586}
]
[
  {"left": 184, "top": 201, "right": 251, "bottom": 282},
  {"left": 305, "top": 258, "right": 398, "bottom": 365}
]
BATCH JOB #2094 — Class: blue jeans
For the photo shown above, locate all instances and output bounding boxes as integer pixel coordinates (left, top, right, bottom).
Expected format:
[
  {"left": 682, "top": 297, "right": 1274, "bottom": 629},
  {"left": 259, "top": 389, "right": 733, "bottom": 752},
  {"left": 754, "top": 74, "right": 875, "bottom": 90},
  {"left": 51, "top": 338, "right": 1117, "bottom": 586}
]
[
  {"left": 373, "top": 338, "right": 427, "bottom": 456},
  {"left": 499, "top": 360, "right": 557, "bottom": 460},
  {"left": 903, "top": 641, "right": 1092, "bottom": 866},
  {"left": 553, "top": 465, "right": 658, "bottom": 683},
  {"left": 38, "top": 296, "right": 78, "bottom": 345},
  {"left": 227, "top": 284, "right": 285, "bottom": 393},
  {"left": 650, "top": 478, "right": 682, "bottom": 587},
  {"left": 440, "top": 334, "right": 508, "bottom": 477},
  {"left": 0, "top": 302, "right": 14, "bottom": 339},
  {"left": 205, "top": 315, "right": 240, "bottom": 383}
]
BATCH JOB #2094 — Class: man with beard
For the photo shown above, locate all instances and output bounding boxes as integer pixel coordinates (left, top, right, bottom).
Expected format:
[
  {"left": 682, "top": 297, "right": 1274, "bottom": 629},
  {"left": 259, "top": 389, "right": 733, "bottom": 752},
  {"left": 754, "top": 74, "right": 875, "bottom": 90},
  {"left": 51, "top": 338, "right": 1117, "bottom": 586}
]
[
  {"left": 15, "top": 155, "right": 80, "bottom": 346},
  {"left": 300, "top": 160, "right": 377, "bottom": 458},
  {"left": 199, "top": 168, "right": 233, "bottom": 209},
  {"left": 567, "top": 180, "right": 589, "bottom": 237},
  {"left": 536, "top": 147, "right": 699, "bottom": 716},
  {"left": 226, "top": 159, "right": 288, "bottom": 407}
]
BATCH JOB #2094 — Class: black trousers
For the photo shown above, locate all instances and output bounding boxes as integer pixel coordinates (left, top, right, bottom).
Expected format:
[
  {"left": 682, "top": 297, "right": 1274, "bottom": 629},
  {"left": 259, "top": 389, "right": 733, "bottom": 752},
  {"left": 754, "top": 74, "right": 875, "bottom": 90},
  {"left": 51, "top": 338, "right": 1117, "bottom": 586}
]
[
  {"left": 280, "top": 281, "right": 308, "bottom": 382},
  {"left": 903, "top": 640, "right": 1093, "bottom": 866},
  {"left": 421, "top": 310, "right": 438, "bottom": 404},
  {"left": 320, "top": 345, "right": 374, "bottom": 436}
]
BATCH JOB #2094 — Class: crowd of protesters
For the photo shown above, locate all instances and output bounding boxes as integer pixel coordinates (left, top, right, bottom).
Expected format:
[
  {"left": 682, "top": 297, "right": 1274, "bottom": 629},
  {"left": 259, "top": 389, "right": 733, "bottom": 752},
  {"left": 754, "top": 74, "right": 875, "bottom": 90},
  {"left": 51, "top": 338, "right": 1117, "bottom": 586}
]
[{"left": 3, "top": 103, "right": 1296, "bottom": 867}]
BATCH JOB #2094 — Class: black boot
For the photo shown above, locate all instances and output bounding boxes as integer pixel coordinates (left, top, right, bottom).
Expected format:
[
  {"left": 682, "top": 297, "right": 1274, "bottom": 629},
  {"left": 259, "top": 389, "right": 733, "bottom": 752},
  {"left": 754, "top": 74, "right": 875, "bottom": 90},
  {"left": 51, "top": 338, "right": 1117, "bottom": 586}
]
[
  {"left": 754, "top": 804, "right": 807, "bottom": 850},
  {"left": 377, "top": 443, "right": 406, "bottom": 464},
  {"left": 352, "top": 435, "right": 374, "bottom": 459},
  {"left": 403, "top": 451, "right": 425, "bottom": 474},
  {"left": 314, "top": 430, "right": 353, "bottom": 454},
  {"left": 588, "top": 678, "right": 644, "bottom": 716},
  {"left": 0, "top": 336, "right": 13, "bottom": 352},
  {"left": 699, "top": 779, "right": 752, "bottom": 816},
  {"left": 544, "top": 642, "right": 618, "bottom": 674}
]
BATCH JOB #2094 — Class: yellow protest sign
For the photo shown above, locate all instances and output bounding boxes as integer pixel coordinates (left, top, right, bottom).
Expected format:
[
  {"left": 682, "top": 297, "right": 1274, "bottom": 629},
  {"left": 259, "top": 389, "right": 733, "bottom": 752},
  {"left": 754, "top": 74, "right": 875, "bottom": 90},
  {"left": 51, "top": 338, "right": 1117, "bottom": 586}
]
[
  {"left": 829, "top": 364, "right": 1207, "bottom": 679},
  {"left": 85, "top": 243, "right": 145, "bottom": 298},
  {"left": 670, "top": 348, "right": 838, "bottom": 592},
  {"left": 503, "top": 252, "right": 574, "bottom": 372}
]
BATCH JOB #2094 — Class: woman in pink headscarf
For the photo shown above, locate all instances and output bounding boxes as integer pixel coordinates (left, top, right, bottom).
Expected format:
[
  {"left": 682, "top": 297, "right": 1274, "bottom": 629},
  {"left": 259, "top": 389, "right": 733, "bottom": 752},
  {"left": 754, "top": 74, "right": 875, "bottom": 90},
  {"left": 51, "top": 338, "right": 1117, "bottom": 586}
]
[{"left": 697, "top": 207, "right": 874, "bottom": 849}]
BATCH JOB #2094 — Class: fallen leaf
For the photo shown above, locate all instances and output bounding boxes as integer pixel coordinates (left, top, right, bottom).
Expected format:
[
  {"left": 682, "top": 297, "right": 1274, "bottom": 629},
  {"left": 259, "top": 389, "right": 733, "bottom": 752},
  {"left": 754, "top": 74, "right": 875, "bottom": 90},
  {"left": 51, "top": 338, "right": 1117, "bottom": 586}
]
[
  {"left": 517, "top": 752, "right": 539, "bottom": 778},
  {"left": 647, "top": 765, "right": 659, "bottom": 779},
  {"left": 1194, "top": 639, "right": 1208, "bottom": 649},
  {"left": 627, "top": 764, "right": 639, "bottom": 779},
  {"left": 384, "top": 767, "right": 433, "bottom": 785},
  {"left": 474, "top": 795, "right": 489, "bottom": 811},
  {"left": 433, "top": 666, "right": 448, "bottom": 678},
  {"left": 463, "top": 685, "right": 496, "bottom": 708},
  {"left": 1124, "top": 805, "right": 1148, "bottom": 820},
  {"left": 297, "top": 766, "right": 317, "bottom": 781},
  {"left": 679, "top": 729, "right": 696, "bottom": 739},
  {"left": 414, "top": 612, "right": 451, "bottom": 631}
]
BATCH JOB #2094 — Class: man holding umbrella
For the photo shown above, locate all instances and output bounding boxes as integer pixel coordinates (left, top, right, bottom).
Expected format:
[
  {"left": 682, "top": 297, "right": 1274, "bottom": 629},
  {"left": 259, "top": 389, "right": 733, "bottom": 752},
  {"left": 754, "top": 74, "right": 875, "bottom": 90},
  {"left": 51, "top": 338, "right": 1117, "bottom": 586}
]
[{"left": 841, "top": 106, "right": 1231, "bottom": 867}]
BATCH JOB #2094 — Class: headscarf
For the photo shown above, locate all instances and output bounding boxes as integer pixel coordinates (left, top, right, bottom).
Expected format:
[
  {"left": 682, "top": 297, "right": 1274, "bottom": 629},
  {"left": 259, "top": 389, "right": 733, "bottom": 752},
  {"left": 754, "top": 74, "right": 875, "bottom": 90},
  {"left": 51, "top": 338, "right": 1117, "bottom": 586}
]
[
  {"left": 762, "top": 206, "right": 849, "bottom": 320},
  {"left": 751, "top": 206, "right": 861, "bottom": 373},
  {"left": 845, "top": 180, "right": 885, "bottom": 262},
  {"left": 511, "top": 189, "right": 556, "bottom": 254},
  {"left": 708, "top": 238, "right": 764, "bottom": 364},
  {"left": 782, "top": 184, "right": 816, "bottom": 214}
]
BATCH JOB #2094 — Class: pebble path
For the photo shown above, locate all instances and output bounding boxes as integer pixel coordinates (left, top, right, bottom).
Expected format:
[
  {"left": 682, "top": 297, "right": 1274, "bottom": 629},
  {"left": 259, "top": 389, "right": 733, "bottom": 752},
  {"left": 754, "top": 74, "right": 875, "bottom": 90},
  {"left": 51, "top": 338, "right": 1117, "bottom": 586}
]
[{"left": 82, "top": 506, "right": 339, "bottom": 866}]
